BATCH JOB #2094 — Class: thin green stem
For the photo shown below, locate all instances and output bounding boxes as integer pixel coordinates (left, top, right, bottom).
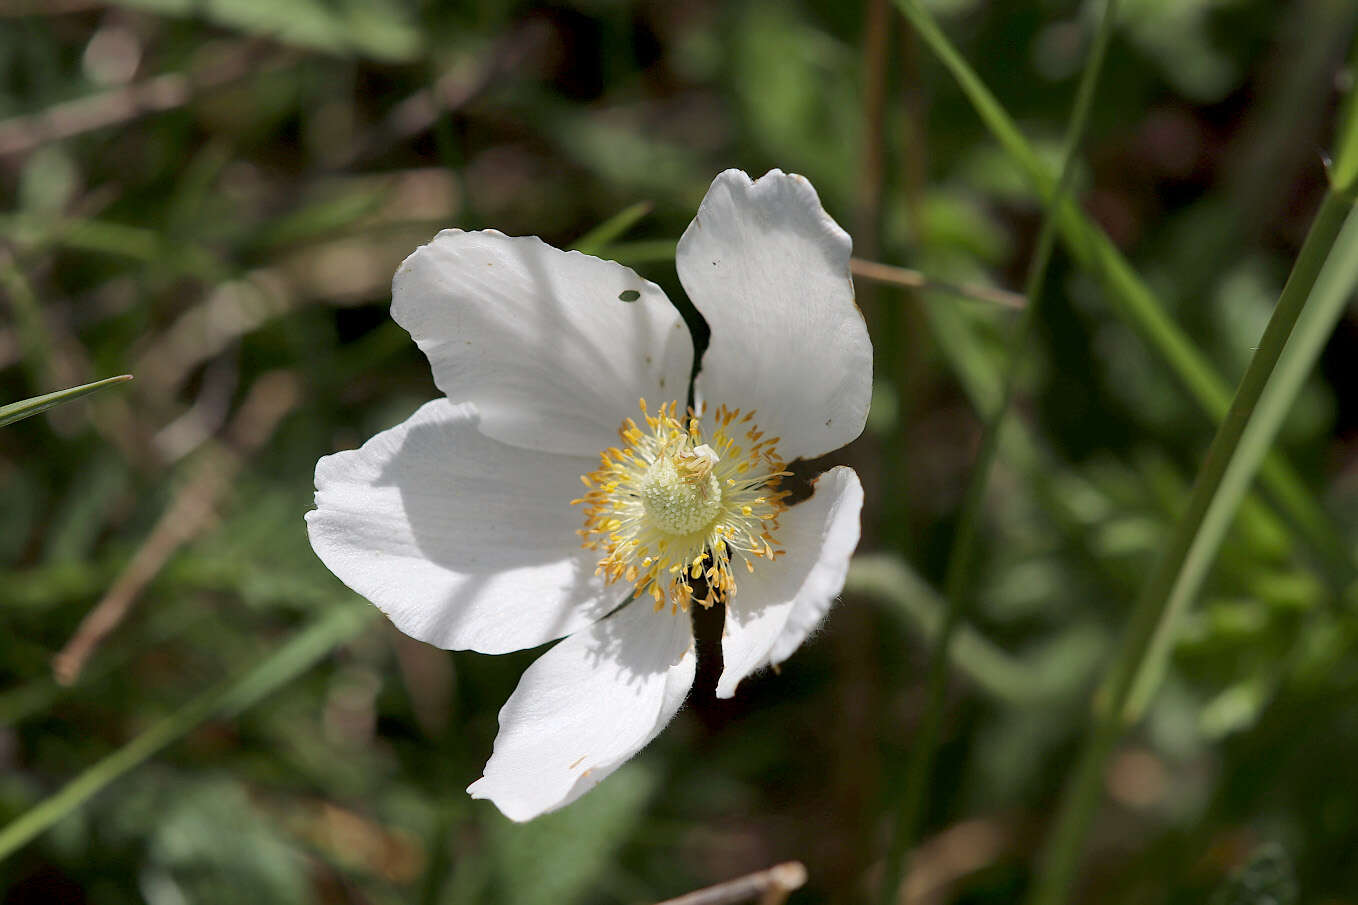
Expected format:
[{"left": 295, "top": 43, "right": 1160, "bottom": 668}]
[
  {"left": 1027, "top": 166, "right": 1358, "bottom": 905},
  {"left": 892, "top": 0, "right": 1353, "bottom": 585},
  {"left": 876, "top": 3, "right": 1119, "bottom": 901},
  {"left": 0, "top": 605, "right": 372, "bottom": 862}
]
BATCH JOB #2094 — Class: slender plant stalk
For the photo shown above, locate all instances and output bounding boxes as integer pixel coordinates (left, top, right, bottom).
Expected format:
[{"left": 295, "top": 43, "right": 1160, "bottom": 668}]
[
  {"left": 891, "top": 0, "right": 1352, "bottom": 583},
  {"left": 876, "top": 3, "right": 1119, "bottom": 902},
  {"left": 1024, "top": 77, "right": 1358, "bottom": 905},
  {"left": 0, "top": 605, "right": 373, "bottom": 861}
]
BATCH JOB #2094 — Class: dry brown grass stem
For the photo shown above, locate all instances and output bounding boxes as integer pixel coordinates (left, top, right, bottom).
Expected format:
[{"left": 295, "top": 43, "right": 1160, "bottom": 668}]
[{"left": 651, "top": 862, "right": 808, "bottom": 905}]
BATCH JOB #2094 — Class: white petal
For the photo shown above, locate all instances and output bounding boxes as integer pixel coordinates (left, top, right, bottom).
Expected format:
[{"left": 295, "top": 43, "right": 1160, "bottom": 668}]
[
  {"left": 392, "top": 229, "right": 693, "bottom": 456},
  {"left": 468, "top": 601, "right": 695, "bottom": 821},
  {"left": 306, "top": 399, "right": 620, "bottom": 654},
  {"left": 678, "top": 170, "right": 872, "bottom": 461},
  {"left": 716, "top": 467, "right": 863, "bottom": 699}
]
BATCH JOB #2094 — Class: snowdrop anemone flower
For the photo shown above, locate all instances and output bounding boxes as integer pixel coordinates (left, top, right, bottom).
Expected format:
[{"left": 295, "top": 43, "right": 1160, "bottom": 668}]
[{"left": 307, "top": 169, "right": 871, "bottom": 821}]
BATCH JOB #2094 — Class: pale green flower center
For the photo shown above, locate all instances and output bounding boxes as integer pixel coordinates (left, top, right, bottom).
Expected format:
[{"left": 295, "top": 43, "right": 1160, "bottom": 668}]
[{"left": 639, "top": 444, "right": 723, "bottom": 536}]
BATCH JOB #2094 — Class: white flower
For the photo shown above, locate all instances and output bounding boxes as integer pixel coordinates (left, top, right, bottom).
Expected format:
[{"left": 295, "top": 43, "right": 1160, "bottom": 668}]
[{"left": 306, "top": 169, "right": 872, "bottom": 821}]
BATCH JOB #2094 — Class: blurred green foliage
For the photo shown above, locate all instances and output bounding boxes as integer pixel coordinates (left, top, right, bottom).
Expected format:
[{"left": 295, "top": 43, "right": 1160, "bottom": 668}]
[{"left": 2, "top": 0, "right": 1358, "bottom": 903}]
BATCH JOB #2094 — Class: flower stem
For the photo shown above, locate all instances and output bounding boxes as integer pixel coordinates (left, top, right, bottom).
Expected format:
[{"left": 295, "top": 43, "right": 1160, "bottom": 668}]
[
  {"left": 1024, "top": 65, "right": 1358, "bottom": 905},
  {"left": 875, "top": 2, "right": 1119, "bottom": 902}
]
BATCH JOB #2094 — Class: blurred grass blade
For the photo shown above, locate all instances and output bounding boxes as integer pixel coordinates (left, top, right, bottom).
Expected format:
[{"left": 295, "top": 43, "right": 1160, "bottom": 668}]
[
  {"left": 570, "top": 201, "right": 654, "bottom": 256},
  {"left": 0, "top": 604, "right": 372, "bottom": 862},
  {"left": 1026, "top": 88, "right": 1358, "bottom": 905},
  {"left": 0, "top": 213, "right": 224, "bottom": 279},
  {"left": 602, "top": 239, "right": 679, "bottom": 265},
  {"left": 877, "top": 2, "right": 1119, "bottom": 901},
  {"left": 0, "top": 375, "right": 133, "bottom": 428},
  {"left": 891, "top": 0, "right": 1349, "bottom": 579}
]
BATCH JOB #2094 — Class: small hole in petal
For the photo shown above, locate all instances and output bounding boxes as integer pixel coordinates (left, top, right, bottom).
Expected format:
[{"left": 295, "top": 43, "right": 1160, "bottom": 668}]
[{"left": 618, "top": 289, "right": 640, "bottom": 302}]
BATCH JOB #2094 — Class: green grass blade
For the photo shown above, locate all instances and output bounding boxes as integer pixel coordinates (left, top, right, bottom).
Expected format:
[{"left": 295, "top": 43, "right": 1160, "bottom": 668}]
[
  {"left": 876, "top": 2, "right": 1119, "bottom": 901},
  {"left": 0, "top": 604, "right": 373, "bottom": 862},
  {"left": 1124, "top": 200, "right": 1358, "bottom": 716},
  {"left": 570, "top": 201, "right": 654, "bottom": 256},
  {"left": 891, "top": 0, "right": 1349, "bottom": 579},
  {"left": 0, "top": 375, "right": 133, "bottom": 428},
  {"left": 1026, "top": 191, "right": 1358, "bottom": 905}
]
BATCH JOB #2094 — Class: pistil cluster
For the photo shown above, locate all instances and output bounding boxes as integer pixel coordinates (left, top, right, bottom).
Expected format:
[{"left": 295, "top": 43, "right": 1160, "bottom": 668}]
[{"left": 575, "top": 399, "right": 790, "bottom": 612}]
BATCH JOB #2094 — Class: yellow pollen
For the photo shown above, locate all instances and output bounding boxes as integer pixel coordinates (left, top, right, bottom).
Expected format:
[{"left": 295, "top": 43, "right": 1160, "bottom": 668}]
[{"left": 574, "top": 399, "right": 790, "bottom": 613}]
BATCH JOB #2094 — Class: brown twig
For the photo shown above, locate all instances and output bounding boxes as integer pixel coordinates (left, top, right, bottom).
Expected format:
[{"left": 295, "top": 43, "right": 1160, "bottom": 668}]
[
  {"left": 651, "top": 862, "right": 807, "bottom": 905},
  {"left": 850, "top": 257, "right": 1027, "bottom": 310},
  {"left": 52, "top": 371, "right": 301, "bottom": 685},
  {"left": 0, "top": 44, "right": 295, "bottom": 158}
]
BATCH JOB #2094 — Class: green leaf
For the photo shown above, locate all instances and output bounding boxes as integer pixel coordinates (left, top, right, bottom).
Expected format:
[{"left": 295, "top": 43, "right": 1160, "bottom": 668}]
[{"left": 0, "top": 375, "right": 133, "bottom": 428}]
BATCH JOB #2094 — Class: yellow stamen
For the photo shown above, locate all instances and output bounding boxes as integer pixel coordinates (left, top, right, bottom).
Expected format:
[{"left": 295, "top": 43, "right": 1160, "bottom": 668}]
[{"left": 573, "top": 399, "right": 789, "bottom": 613}]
